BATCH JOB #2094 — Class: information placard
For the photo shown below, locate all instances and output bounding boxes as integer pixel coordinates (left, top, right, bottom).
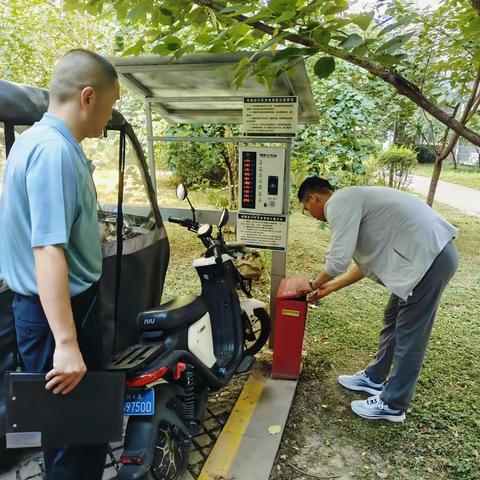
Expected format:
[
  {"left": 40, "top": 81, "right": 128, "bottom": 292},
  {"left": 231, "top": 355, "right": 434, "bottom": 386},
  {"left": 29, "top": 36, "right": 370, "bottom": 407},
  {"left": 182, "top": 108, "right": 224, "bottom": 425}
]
[
  {"left": 236, "top": 213, "right": 288, "bottom": 251},
  {"left": 243, "top": 96, "right": 298, "bottom": 137}
]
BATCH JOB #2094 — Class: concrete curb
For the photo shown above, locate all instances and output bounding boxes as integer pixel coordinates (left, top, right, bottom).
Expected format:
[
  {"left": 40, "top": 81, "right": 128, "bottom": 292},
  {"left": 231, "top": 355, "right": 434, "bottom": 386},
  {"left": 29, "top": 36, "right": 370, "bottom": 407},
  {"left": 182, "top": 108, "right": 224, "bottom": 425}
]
[{"left": 198, "top": 363, "right": 297, "bottom": 480}]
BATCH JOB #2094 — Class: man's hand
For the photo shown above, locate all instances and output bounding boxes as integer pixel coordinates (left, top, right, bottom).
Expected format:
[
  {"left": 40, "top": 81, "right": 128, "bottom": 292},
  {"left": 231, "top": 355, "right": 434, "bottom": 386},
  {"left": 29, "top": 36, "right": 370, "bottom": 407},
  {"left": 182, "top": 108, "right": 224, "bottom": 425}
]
[
  {"left": 306, "top": 283, "right": 337, "bottom": 303},
  {"left": 45, "top": 340, "right": 87, "bottom": 394},
  {"left": 297, "top": 287, "right": 313, "bottom": 297}
]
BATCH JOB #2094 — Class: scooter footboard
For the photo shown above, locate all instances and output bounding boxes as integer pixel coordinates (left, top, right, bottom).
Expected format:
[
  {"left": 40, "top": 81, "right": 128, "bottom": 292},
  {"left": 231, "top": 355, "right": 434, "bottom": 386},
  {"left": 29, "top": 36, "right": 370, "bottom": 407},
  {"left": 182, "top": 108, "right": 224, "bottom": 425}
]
[{"left": 117, "top": 383, "right": 187, "bottom": 480}]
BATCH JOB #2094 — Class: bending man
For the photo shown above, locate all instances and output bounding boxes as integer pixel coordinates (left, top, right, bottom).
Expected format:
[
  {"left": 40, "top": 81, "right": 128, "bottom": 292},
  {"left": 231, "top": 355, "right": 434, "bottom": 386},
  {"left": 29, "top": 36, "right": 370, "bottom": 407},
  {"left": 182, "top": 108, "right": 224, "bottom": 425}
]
[{"left": 298, "top": 177, "right": 458, "bottom": 422}]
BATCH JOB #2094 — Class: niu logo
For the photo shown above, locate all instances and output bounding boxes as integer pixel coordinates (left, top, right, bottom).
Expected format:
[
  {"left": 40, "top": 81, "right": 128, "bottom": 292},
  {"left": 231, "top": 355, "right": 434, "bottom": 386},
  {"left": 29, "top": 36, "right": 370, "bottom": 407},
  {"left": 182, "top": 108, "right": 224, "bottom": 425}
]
[{"left": 144, "top": 318, "right": 156, "bottom": 325}]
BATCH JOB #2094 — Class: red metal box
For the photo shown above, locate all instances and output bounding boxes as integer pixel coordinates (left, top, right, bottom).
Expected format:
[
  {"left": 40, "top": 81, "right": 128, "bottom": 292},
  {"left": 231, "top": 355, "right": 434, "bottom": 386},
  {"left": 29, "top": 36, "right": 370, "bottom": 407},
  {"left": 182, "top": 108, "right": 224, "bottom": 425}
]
[{"left": 271, "top": 276, "right": 309, "bottom": 380}]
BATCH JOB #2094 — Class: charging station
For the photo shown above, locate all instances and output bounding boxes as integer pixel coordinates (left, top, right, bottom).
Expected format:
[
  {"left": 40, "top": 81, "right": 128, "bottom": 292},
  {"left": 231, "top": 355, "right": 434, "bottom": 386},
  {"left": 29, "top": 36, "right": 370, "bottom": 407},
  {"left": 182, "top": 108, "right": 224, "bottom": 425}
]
[{"left": 239, "top": 146, "right": 285, "bottom": 215}]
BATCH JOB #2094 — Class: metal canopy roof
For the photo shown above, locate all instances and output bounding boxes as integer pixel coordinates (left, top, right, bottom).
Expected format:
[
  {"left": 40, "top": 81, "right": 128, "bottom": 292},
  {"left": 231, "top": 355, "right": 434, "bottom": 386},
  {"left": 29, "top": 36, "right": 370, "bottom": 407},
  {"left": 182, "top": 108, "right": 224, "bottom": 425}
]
[{"left": 109, "top": 52, "right": 319, "bottom": 125}]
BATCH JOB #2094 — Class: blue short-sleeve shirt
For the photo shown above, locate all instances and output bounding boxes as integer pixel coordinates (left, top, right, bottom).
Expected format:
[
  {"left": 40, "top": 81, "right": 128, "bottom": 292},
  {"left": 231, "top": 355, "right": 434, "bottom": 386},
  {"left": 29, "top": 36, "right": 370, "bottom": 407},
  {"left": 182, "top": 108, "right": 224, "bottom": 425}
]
[{"left": 0, "top": 113, "right": 102, "bottom": 296}]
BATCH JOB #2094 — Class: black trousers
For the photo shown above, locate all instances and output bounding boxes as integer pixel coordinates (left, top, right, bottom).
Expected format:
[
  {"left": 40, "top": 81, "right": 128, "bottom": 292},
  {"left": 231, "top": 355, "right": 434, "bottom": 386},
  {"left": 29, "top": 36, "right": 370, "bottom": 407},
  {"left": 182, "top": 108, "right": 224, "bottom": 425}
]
[{"left": 13, "top": 284, "right": 107, "bottom": 480}]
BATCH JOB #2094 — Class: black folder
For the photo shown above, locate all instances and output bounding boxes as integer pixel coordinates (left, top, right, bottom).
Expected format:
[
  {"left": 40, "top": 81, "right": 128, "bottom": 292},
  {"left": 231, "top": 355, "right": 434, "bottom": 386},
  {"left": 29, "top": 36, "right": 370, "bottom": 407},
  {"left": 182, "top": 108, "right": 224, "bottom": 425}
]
[{"left": 5, "top": 371, "right": 125, "bottom": 447}]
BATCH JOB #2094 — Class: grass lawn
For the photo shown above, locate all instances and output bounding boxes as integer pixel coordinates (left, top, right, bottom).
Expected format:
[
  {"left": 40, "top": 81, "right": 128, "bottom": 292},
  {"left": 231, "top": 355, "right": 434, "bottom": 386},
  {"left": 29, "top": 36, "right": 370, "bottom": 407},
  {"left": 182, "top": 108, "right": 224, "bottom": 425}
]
[
  {"left": 161, "top": 193, "right": 479, "bottom": 480},
  {"left": 415, "top": 163, "right": 480, "bottom": 190}
]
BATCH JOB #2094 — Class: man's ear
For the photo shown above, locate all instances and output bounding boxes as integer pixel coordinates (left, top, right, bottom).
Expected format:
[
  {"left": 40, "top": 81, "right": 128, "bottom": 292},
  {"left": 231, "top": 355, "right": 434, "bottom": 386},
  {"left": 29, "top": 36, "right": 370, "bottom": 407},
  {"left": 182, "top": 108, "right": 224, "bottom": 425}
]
[{"left": 80, "top": 86, "right": 95, "bottom": 110}]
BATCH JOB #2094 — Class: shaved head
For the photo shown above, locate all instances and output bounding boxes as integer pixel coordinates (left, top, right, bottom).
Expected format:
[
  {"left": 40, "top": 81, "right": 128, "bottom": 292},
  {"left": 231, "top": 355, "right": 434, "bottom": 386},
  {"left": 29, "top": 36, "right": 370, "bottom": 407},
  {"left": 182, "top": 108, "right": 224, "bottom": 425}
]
[{"left": 49, "top": 49, "right": 118, "bottom": 104}]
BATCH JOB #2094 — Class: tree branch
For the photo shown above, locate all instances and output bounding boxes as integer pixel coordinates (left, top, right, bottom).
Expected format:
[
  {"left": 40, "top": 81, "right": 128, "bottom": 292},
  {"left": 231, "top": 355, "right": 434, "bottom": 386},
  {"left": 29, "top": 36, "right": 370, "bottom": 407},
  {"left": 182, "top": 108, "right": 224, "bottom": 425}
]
[
  {"left": 407, "top": 119, "right": 431, "bottom": 146},
  {"left": 460, "top": 66, "right": 480, "bottom": 122},
  {"left": 194, "top": 0, "right": 480, "bottom": 147},
  {"left": 468, "top": 94, "right": 480, "bottom": 121}
]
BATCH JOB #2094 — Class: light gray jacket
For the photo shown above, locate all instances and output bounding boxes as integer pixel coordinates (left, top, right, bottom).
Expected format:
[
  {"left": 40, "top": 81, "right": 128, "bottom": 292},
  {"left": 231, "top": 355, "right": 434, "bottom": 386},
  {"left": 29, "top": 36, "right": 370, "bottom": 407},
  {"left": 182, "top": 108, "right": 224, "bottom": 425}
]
[{"left": 324, "top": 186, "right": 458, "bottom": 300}]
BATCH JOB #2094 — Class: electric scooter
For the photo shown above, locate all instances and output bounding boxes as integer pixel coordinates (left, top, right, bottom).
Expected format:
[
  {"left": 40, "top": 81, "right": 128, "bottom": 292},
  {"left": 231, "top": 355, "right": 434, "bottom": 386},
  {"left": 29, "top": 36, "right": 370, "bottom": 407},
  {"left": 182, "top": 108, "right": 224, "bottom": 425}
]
[{"left": 108, "top": 184, "right": 270, "bottom": 480}]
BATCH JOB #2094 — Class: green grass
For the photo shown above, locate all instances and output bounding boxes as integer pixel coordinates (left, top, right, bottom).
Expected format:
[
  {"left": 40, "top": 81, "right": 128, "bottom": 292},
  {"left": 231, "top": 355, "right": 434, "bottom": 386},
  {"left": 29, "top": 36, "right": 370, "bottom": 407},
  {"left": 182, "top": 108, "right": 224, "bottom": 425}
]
[
  {"left": 415, "top": 163, "right": 480, "bottom": 190},
  {"left": 161, "top": 193, "right": 479, "bottom": 479}
]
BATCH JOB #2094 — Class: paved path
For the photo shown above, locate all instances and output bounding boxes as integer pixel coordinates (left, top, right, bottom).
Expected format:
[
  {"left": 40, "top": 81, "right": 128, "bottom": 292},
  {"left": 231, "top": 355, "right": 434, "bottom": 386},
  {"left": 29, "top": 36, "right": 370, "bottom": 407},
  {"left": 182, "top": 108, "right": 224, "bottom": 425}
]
[{"left": 410, "top": 175, "right": 480, "bottom": 216}]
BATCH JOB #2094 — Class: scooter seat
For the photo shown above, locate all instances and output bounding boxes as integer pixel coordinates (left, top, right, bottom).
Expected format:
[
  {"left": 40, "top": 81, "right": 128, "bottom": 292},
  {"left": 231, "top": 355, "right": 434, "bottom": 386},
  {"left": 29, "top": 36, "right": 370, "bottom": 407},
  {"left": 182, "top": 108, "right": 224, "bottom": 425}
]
[{"left": 137, "top": 295, "right": 208, "bottom": 331}]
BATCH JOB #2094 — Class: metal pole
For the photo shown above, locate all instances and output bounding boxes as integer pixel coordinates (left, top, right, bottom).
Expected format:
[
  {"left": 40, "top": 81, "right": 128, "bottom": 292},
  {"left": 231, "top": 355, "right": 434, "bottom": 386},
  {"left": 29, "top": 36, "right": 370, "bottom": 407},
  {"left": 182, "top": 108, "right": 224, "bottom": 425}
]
[
  {"left": 268, "top": 139, "right": 292, "bottom": 346},
  {"left": 145, "top": 100, "right": 156, "bottom": 194}
]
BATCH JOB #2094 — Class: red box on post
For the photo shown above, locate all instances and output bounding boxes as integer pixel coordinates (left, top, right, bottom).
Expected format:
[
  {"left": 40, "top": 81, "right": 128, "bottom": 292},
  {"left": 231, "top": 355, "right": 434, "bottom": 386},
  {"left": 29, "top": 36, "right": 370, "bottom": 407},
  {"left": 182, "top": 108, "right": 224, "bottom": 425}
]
[{"left": 271, "top": 276, "right": 309, "bottom": 380}]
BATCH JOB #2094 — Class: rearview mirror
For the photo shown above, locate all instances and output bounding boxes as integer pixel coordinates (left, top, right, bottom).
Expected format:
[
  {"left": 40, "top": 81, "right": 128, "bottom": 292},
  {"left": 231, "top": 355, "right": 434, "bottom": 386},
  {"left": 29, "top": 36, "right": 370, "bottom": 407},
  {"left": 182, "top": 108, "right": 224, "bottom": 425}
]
[
  {"left": 176, "top": 184, "right": 187, "bottom": 201},
  {"left": 219, "top": 209, "right": 229, "bottom": 229},
  {"left": 197, "top": 224, "right": 213, "bottom": 238}
]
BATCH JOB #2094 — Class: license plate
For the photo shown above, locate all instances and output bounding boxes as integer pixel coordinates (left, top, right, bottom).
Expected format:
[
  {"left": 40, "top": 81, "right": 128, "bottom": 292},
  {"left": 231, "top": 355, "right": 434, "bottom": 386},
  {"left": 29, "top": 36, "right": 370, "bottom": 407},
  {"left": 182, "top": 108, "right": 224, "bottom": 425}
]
[{"left": 124, "top": 388, "right": 155, "bottom": 416}]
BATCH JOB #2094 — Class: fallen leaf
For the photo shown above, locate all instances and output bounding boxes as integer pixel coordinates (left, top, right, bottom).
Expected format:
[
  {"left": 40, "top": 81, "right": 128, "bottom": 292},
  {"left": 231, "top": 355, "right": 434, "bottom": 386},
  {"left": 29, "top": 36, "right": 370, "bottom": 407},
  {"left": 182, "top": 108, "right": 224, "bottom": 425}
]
[{"left": 268, "top": 425, "right": 282, "bottom": 435}]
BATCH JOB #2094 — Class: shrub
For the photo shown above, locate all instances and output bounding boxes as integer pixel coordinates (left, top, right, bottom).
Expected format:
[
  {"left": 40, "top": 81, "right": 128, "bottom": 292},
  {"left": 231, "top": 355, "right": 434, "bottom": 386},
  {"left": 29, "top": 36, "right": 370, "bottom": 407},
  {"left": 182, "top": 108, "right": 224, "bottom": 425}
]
[
  {"left": 375, "top": 145, "right": 417, "bottom": 190},
  {"left": 414, "top": 144, "right": 437, "bottom": 164}
]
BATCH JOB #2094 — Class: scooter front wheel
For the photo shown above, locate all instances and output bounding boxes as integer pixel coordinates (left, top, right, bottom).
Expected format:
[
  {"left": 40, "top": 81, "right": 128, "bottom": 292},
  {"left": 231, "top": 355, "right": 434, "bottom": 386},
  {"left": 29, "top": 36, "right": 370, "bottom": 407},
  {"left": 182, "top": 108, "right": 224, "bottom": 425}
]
[
  {"left": 148, "top": 421, "right": 189, "bottom": 480},
  {"left": 242, "top": 308, "right": 271, "bottom": 356}
]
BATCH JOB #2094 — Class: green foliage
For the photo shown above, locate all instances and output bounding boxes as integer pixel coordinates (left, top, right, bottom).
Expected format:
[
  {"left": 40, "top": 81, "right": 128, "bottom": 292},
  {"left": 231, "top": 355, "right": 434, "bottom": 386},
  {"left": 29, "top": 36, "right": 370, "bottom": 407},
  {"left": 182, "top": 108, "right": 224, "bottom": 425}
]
[
  {"left": 204, "top": 185, "right": 231, "bottom": 209},
  {"left": 314, "top": 56, "right": 336, "bottom": 78},
  {"left": 161, "top": 124, "right": 240, "bottom": 208},
  {"left": 64, "top": 0, "right": 418, "bottom": 84},
  {"left": 0, "top": 0, "right": 115, "bottom": 87},
  {"left": 61, "top": 0, "right": 480, "bottom": 164},
  {"left": 291, "top": 61, "right": 396, "bottom": 192},
  {"left": 414, "top": 143, "right": 437, "bottom": 164},
  {"left": 162, "top": 130, "right": 225, "bottom": 187},
  {"left": 375, "top": 145, "right": 417, "bottom": 190}
]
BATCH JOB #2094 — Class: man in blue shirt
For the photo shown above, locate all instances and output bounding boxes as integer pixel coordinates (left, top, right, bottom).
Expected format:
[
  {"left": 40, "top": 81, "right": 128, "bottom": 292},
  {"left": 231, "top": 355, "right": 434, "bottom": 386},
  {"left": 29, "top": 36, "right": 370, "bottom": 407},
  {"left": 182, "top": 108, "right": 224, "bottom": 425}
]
[{"left": 0, "top": 49, "right": 119, "bottom": 479}]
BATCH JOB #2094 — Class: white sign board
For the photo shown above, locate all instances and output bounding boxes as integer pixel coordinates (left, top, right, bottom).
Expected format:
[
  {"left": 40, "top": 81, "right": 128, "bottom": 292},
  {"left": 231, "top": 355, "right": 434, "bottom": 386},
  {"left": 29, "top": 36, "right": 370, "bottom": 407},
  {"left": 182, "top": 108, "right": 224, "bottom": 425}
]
[
  {"left": 237, "top": 213, "right": 288, "bottom": 251},
  {"left": 243, "top": 96, "right": 298, "bottom": 137}
]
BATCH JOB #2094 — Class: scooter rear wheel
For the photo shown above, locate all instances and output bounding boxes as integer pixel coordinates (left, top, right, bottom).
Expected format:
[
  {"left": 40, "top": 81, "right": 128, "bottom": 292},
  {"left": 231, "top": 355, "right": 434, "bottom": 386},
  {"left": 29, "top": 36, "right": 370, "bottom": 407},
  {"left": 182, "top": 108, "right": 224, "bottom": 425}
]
[
  {"left": 149, "top": 421, "right": 189, "bottom": 480},
  {"left": 243, "top": 308, "right": 271, "bottom": 356}
]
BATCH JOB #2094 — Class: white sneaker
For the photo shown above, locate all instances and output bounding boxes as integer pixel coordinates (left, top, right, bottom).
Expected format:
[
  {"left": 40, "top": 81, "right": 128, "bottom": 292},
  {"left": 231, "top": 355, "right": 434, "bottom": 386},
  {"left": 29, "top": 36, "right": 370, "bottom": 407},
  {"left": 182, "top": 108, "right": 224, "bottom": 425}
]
[
  {"left": 351, "top": 395, "right": 406, "bottom": 423},
  {"left": 337, "top": 370, "right": 385, "bottom": 395}
]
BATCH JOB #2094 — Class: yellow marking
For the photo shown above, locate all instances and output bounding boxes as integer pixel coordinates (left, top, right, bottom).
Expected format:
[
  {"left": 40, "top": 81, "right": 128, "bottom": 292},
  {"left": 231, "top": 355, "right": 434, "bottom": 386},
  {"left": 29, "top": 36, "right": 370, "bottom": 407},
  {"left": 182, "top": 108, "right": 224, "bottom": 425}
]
[
  {"left": 198, "top": 375, "right": 265, "bottom": 480},
  {"left": 282, "top": 308, "right": 300, "bottom": 317}
]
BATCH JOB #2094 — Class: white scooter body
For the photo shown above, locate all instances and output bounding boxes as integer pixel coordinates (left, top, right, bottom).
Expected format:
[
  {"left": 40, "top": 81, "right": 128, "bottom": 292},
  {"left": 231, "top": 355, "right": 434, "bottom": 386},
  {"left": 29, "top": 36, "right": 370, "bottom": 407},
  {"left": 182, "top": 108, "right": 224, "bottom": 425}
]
[{"left": 187, "top": 255, "right": 266, "bottom": 369}]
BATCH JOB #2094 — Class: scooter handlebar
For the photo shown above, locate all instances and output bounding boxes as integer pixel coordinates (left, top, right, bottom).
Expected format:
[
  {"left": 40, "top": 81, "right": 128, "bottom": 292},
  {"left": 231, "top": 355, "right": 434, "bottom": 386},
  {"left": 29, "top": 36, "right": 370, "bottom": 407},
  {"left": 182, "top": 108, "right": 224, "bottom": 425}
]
[{"left": 168, "top": 217, "right": 198, "bottom": 230}]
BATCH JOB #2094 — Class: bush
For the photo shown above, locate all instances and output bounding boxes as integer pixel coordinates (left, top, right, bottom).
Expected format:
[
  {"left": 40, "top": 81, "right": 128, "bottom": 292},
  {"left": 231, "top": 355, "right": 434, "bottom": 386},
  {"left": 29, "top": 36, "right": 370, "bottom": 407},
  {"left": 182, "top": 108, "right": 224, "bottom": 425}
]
[
  {"left": 375, "top": 145, "right": 417, "bottom": 190},
  {"left": 414, "top": 143, "right": 437, "bottom": 164},
  {"left": 162, "top": 140, "right": 225, "bottom": 188}
]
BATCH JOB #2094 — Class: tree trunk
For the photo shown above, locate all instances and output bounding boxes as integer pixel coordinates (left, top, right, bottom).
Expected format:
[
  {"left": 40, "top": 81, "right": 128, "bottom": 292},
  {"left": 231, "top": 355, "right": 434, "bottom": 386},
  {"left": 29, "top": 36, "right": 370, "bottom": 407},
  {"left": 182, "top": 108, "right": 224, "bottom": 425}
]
[
  {"left": 225, "top": 126, "right": 238, "bottom": 206},
  {"left": 226, "top": 163, "right": 235, "bottom": 203},
  {"left": 427, "top": 158, "right": 443, "bottom": 206},
  {"left": 451, "top": 149, "right": 457, "bottom": 169},
  {"left": 221, "top": 152, "right": 236, "bottom": 204}
]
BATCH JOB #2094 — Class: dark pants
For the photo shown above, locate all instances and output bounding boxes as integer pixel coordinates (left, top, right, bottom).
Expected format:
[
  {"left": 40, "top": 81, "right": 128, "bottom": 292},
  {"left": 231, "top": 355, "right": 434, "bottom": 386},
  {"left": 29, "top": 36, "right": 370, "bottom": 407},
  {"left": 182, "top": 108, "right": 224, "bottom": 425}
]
[
  {"left": 365, "top": 240, "right": 458, "bottom": 411},
  {"left": 13, "top": 284, "right": 107, "bottom": 480}
]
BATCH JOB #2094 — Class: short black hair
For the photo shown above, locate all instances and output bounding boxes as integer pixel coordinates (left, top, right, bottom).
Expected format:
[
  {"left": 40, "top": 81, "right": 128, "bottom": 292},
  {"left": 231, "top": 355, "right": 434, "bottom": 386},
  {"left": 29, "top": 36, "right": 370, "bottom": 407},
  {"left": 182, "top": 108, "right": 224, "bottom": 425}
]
[
  {"left": 50, "top": 49, "right": 118, "bottom": 103},
  {"left": 297, "top": 176, "right": 334, "bottom": 202}
]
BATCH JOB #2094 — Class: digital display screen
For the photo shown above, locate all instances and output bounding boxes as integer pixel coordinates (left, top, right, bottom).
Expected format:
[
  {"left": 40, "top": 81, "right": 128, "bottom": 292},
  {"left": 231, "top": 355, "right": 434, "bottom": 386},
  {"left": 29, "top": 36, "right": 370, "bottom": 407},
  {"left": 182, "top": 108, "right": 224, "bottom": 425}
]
[{"left": 241, "top": 151, "right": 257, "bottom": 209}]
